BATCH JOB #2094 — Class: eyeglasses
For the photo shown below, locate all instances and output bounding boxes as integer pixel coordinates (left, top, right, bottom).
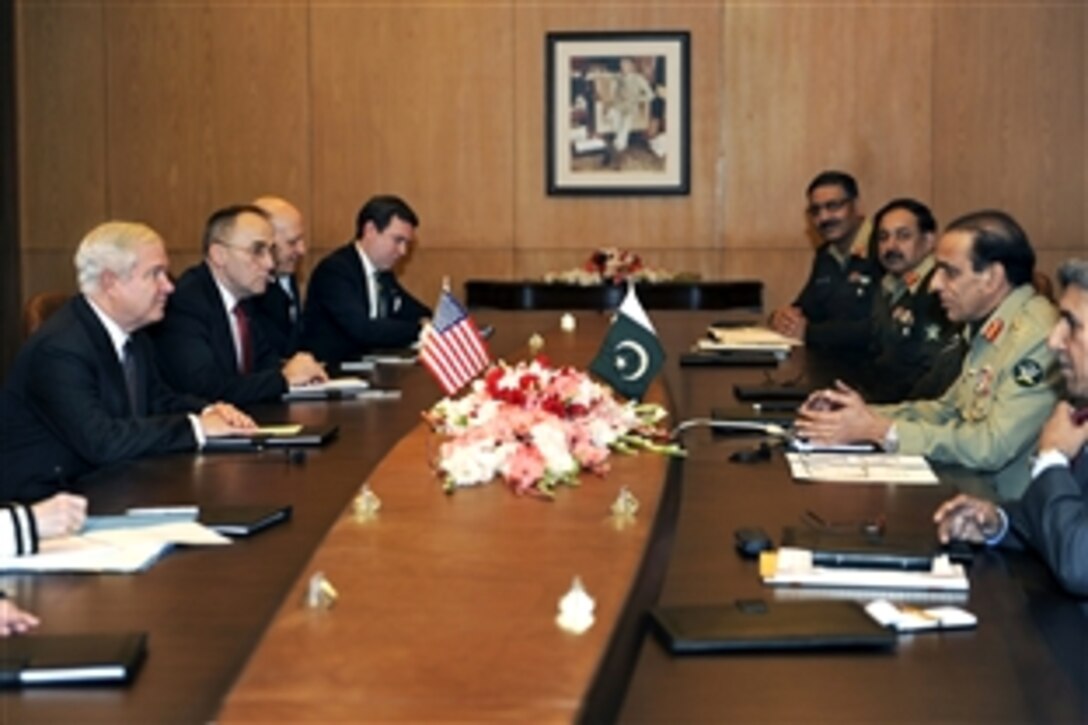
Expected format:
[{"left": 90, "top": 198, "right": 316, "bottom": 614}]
[
  {"left": 806, "top": 198, "right": 851, "bottom": 217},
  {"left": 216, "top": 240, "right": 272, "bottom": 260}
]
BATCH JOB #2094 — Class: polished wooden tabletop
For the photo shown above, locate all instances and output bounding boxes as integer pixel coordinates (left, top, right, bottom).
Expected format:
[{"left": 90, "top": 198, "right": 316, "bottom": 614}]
[{"left": 2, "top": 310, "right": 1085, "bottom": 723}]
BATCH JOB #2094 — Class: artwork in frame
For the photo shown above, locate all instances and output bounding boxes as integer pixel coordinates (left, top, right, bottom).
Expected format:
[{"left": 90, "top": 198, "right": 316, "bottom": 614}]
[{"left": 546, "top": 31, "right": 690, "bottom": 196}]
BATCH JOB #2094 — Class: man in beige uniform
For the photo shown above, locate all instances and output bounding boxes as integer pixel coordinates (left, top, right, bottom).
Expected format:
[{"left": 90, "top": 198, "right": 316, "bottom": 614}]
[{"left": 796, "top": 210, "right": 1058, "bottom": 499}]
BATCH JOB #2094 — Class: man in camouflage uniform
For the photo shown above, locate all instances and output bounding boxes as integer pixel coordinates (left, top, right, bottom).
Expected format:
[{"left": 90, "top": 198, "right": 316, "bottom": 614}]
[
  {"left": 796, "top": 210, "right": 1058, "bottom": 499},
  {"left": 864, "top": 198, "right": 962, "bottom": 402}
]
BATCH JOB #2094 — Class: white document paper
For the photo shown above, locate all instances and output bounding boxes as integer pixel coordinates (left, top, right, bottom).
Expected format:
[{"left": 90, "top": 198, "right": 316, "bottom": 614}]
[
  {"left": 864, "top": 599, "right": 978, "bottom": 632},
  {"left": 288, "top": 377, "right": 370, "bottom": 397},
  {"left": 0, "top": 521, "right": 230, "bottom": 573},
  {"left": 706, "top": 325, "right": 802, "bottom": 350},
  {"left": 762, "top": 549, "right": 969, "bottom": 592},
  {"left": 785, "top": 452, "right": 939, "bottom": 485}
]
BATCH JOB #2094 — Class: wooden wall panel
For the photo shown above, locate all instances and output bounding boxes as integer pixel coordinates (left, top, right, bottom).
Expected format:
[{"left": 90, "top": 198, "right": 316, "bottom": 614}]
[
  {"left": 512, "top": 4, "right": 723, "bottom": 282},
  {"left": 13, "top": 1, "right": 1085, "bottom": 317},
  {"left": 309, "top": 1, "right": 515, "bottom": 267},
  {"left": 722, "top": 4, "right": 934, "bottom": 312},
  {"left": 104, "top": 2, "right": 309, "bottom": 260},
  {"left": 933, "top": 4, "right": 1085, "bottom": 252},
  {"left": 16, "top": 0, "right": 106, "bottom": 279}
]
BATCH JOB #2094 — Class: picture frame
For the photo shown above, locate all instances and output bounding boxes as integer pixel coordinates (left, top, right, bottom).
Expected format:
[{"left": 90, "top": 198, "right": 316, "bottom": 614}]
[{"left": 546, "top": 30, "right": 690, "bottom": 196}]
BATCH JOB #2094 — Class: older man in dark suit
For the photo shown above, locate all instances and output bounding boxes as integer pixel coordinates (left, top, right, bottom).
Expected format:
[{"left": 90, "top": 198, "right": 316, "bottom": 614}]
[
  {"left": 252, "top": 196, "right": 307, "bottom": 357},
  {"left": 302, "top": 195, "right": 431, "bottom": 367},
  {"left": 151, "top": 205, "right": 327, "bottom": 406},
  {"left": 0, "top": 221, "right": 254, "bottom": 503},
  {"left": 935, "top": 258, "right": 1088, "bottom": 596}
]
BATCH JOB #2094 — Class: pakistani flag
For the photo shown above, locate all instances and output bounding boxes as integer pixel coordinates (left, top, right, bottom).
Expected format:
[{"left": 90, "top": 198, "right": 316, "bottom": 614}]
[{"left": 590, "top": 286, "right": 665, "bottom": 400}]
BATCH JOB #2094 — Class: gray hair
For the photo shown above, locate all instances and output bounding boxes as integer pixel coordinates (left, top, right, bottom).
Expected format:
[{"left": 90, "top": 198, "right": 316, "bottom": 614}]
[
  {"left": 1057, "top": 259, "right": 1088, "bottom": 293},
  {"left": 74, "top": 221, "right": 163, "bottom": 294}
]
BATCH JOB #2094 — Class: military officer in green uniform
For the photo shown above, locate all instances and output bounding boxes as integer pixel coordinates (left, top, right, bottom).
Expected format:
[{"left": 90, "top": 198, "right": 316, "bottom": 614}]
[
  {"left": 795, "top": 209, "right": 1058, "bottom": 500},
  {"left": 863, "top": 198, "right": 962, "bottom": 402}
]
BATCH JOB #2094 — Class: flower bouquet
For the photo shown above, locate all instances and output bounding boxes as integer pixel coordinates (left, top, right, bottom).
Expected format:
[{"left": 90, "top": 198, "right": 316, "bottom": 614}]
[
  {"left": 424, "top": 357, "right": 683, "bottom": 498},
  {"left": 543, "top": 247, "right": 687, "bottom": 286}
]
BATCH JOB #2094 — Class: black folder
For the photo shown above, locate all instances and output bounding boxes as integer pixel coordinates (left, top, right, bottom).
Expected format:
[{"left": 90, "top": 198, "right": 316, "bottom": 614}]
[
  {"left": 780, "top": 527, "right": 940, "bottom": 571},
  {"left": 680, "top": 350, "right": 782, "bottom": 368},
  {"left": 203, "top": 424, "right": 339, "bottom": 451},
  {"left": 711, "top": 407, "right": 796, "bottom": 431},
  {"left": 199, "top": 505, "right": 292, "bottom": 537},
  {"left": 651, "top": 600, "right": 895, "bottom": 654},
  {"left": 0, "top": 632, "right": 147, "bottom": 687},
  {"left": 733, "top": 384, "right": 811, "bottom": 402}
]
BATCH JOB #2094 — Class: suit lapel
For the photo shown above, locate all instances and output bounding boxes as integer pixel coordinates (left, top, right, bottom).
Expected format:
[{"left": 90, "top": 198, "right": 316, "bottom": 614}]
[
  {"left": 197, "top": 264, "right": 240, "bottom": 373},
  {"left": 72, "top": 296, "right": 132, "bottom": 415}
]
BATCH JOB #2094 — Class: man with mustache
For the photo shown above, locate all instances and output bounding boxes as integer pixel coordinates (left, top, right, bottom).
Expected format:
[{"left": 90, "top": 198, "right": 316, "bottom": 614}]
[
  {"left": 863, "top": 198, "right": 962, "bottom": 402},
  {"left": 933, "top": 259, "right": 1088, "bottom": 596},
  {"left": 796, "top": 210, "right": 1058, "bottom": 499},
  {"left": 0, "top": 221, "right": 256, "bottom": 503},
  {"left": 769, "top": 170, "right": 879, "bottom": 350}
]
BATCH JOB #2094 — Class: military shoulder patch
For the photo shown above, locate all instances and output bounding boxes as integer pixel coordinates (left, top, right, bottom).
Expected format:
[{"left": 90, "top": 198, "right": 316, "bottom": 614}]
[{"left": 1012, "top": 358, "right": 1044, "bottom": 387}]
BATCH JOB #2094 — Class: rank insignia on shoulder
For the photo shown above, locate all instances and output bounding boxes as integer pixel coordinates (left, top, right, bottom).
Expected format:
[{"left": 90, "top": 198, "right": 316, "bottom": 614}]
[
  {"left": 1013, "top": 358, "right": 1044, "bottom": 387},
  {"left": 982, "top": 318, "right": 1004, "bottom": 342},
  {"left": 925, "top": 324, "right": 941, "bottom": 341}
]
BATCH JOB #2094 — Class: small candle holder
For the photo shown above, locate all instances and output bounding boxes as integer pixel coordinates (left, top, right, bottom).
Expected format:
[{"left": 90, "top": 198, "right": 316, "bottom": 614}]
[
  {"left": 610, "top": 486, "right": 640, "bottom": 519},
  {"left": 556, "top": 576, "right": 596, "bottom": 635},
  {"left": 304, "top": 571, "right": 339, "bottom": 610},
  {"left": 352, "top": 484, "right": 382, "bottom": 522},
  {"left": 560, "top": 313, "right": 577, "bottom": 333},
  {"left": 528, "top": 333, "right": 545, "bottom": 356}
]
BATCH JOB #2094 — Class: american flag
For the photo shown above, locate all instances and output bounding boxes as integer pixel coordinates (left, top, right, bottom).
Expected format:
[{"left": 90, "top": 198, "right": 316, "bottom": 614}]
[{"left": 420, "top": 291, "right": 491, "bottom": 395}]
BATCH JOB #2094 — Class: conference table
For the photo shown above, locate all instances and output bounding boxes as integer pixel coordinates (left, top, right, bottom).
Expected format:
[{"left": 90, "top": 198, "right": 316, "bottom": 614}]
[{"left": 1, "top": 311, "right": 1085, "bottom": 723}]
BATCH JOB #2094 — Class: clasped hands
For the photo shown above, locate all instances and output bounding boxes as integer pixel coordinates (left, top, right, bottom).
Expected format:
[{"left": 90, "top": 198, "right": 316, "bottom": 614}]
[
  {"left": 794, "top": 380, "right": 891, "bottom": 446},
  {"left": 769, "top": 306, "right": 808, "bottom": 341}
]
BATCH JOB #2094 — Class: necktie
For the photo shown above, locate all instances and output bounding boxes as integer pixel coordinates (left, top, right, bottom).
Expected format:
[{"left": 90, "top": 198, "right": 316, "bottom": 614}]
[
  {"left": 122, "top": 339, "right": 142, "bottom": 415},
  {"left": 233, "top": 303, "right": 254, "bottom": 374},
  {"left": 280, "top": 276, "right": 298, "bottom": 323},
  {"left": 374, "top": 272, "right": 391, "bottom": 318}
]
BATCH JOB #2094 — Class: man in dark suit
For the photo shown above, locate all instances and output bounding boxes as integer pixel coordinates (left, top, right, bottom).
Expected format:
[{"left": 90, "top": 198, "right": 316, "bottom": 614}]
[
  {"left": 152, "top": 205, "right": 327, "bottom": 406},
  {"left": 303, "top": 195, "right": 432, "bottom": 366},
  {"left": 0, "top": 221, "right": 255, "bottom": 503},
  {"left": 934, "top": 258, "right": 1088, "bottom": 596},
  {"left": 253, "top": 196, "right": 307, "bottom": 357}
]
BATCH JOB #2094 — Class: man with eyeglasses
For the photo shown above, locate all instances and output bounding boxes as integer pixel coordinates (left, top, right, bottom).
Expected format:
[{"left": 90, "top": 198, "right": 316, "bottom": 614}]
[
  {"left": 770, "top": 170, "right": 879, "bottom": 351},
  {"left": 302, "top": 195, "right": 431, "bottom": 367},
  {"left": 796, "top": 210, "right": 1058, "bottom": 500},
  {"left": 151, "top": 204, "right": 327, "bottom": 406},
  {"left": 1, "top": 221, "right": 256, "bottom": 503},
  {"left": 252, "top": 196, "right": 307, "bottom": 358}
]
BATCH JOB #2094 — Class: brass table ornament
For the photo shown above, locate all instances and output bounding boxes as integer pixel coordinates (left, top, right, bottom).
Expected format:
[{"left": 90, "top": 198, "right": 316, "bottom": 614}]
[
  {"left": 528, "top": 333, "right": 545, "bottom": 356},
  {"left": 353, "top": 483, "right": 382, "bottom": 521},
  {"left": 305, "top": 571, "right": 339, "bottom": 610},
  {"left": 610, "top": 486, "right": 640, "bottom": 519}
]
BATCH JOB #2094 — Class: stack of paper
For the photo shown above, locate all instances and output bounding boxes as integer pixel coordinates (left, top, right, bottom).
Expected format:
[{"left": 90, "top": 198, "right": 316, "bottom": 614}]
[
  {"left": 760, "top": 548, "right": 969, "bottom": 593},
  {"left": 701, "top": 326, "right": 802, "bottom": 354},
  {"left": 785, "top": 452, "right": 939, "bottom": 484}
]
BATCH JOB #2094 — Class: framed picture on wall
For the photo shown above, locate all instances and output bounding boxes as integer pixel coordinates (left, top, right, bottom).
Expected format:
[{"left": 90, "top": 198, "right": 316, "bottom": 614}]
[{"left": 546, "top": 30, "right": 690, "bottom": 196}]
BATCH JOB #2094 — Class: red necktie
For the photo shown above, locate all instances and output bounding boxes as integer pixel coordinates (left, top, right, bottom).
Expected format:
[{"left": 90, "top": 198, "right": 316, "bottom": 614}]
[{"left": 233, "top": 303, "right": 254, "bottom": 374}]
